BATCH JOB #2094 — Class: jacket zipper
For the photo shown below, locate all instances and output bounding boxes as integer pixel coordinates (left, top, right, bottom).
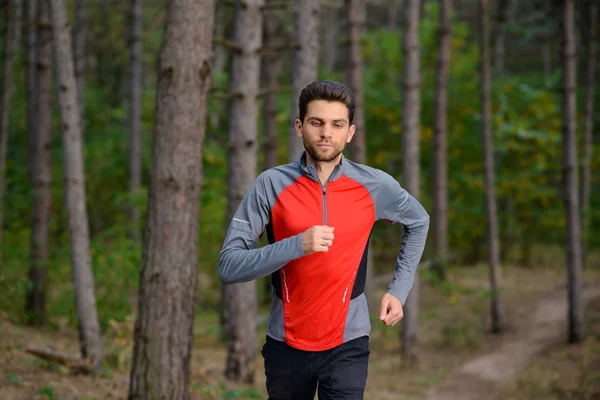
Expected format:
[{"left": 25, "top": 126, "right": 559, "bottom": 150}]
[{"left": 320, "top": 165, "right": 338, "bottom": 225}]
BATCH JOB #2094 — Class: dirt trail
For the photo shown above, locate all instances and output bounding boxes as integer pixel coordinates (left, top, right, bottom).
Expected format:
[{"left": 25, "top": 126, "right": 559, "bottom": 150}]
[{"left": 426, "top": 286, "right": 600, "bottom": 400}]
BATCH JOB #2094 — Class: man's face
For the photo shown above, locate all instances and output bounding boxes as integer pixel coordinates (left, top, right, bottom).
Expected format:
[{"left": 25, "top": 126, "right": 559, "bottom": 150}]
[{"left": 295, "top": 100, "right": 355, "bottom": 163}]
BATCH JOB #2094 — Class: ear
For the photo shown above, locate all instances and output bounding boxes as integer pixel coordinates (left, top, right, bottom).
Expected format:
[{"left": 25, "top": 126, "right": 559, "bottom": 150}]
[
  {"left": 346, "top": 124, "right": 356, "bottom": 143},
  {"left": 295, "top": 119, "right": 303, "bottom": 138}
]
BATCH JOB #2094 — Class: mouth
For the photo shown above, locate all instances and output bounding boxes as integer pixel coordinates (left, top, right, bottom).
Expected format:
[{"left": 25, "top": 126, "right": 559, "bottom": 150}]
[{"left": 316, "top": 143, "right": 333, "bottom": 148}]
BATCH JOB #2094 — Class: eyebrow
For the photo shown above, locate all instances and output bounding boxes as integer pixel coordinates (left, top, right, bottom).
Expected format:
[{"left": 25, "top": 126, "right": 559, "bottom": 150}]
[{"left": 306, "top": 116, "right": 348, "bottom": 124}]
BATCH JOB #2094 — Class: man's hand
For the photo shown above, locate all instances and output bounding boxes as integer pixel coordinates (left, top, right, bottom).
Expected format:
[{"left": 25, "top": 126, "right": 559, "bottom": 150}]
[
  {"left": 302, "top": 225, "right": 335, "bottom": 255},
  {"left": 379, "top": 293, "right": 403, "bottom": 326}
]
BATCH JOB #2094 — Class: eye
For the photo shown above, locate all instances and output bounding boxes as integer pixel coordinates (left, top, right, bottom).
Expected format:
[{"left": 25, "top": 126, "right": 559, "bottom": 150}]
[
  {"left": 335, "top": 124, "right": 343, "bottom": 128},
  {"left": 311, "top": 121, "right": 321, "bottom": 126}
]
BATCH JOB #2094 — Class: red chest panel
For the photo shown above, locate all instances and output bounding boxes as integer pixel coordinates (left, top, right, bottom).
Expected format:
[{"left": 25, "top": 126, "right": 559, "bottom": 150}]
[{"left": 271, "top": 175, "right": 375, "bottom": 350}]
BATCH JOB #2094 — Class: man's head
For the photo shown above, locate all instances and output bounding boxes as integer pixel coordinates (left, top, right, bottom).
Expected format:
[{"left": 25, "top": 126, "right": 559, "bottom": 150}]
[{"left": 295, "top": 80, "right": 356, "bottom": 163}]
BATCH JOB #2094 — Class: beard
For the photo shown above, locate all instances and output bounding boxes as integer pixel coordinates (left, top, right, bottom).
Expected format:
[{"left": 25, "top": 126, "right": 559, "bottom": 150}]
[{"left": 303, "top": 137, "right": 346, "bottom": 163}]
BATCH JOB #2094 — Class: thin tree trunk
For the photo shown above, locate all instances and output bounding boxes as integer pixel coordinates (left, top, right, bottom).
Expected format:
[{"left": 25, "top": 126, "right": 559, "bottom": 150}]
[
  {"left": 14, "top": 0, "right": 22, "bottom": 46},
  {"left": 262, "top": 4, "right": 282, "bottom": 171},
  {"left": 480, "top": 0, "right": 503, "bottom": 334},
  {"left": 346, "top": 0, "right": 375, "bottom": 312},
  {"left": 26, "top": 0, "right": 37, "bottom": 181},
  {"left": 493, "top": 0, "right": 515, "bottom": 75},
  {"left": 288, "top": 0, "right": 319, "bottom": 162},
  {"left": 74, "top": 0, "right": 85, "bottom": 127},
  {"left": 581, "top": 2, "right": 597, "bottom": 267},
  {"left": 213, "top": 3, "right": 228, "bottom": 72},
  {"left": 388, "top": 0, "right": 402, "bottom": 30},
  {"left": 401, "top": 0, "right": 420, "bottom": 369},
  {"left": 223, "top": 0, "right": 263, "bottom": 384},
  {"left": 346, "top": 0, "right": 366, "bottom": 164},
  {"left": 49, "top": 0, "right": 102, "bottom": 370},
  {"left": 561, "top": 0, "right": 583, "bottom": 343},
  {"left": 0, "top": 0, "right": 16, "bottom": 252},
  {"left": 322, "top": 3, "right": 339, "bottom": 73},
  {"left": 26, "top": 0, "right": 53, "bottom": 327},
  {"left": 127, "top": 0, "right": 215, "bottom": 398},
  {"left": 542, "top": 42, "right": 552, "bottom": 79},
  {"left": 127, "top": 0, "right": 142, "bottom": 243},
  {"left": 432, "top": 0, "right": 452, "bottom": 281}
]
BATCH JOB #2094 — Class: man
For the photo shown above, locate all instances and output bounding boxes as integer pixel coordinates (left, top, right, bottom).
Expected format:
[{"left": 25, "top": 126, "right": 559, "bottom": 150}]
[{"left": 218, "top": 80, "right": 429, "bottom": 399}]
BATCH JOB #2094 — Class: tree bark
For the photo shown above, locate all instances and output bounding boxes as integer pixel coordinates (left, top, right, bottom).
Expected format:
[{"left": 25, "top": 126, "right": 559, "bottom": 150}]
[
  {"left": 288, "top": 0, "right": 319, "bottom": 162},
  {"left": 581, "top": 1, "right": 597, "bottom": 267},
  {"left": 345, "top": 0, "right": 375, "bottom": 312},
  {"left": 0, "top": 0, "right": 17, "bottom": 252},
  {"left": 561, "top": 0, "right": 583, "bottom": 343},
  {"left": 50, "top": 0, "right": 100, "bottom": 362},
  {"left": 49, "top": 0, "right": 102, "bottom": 369},
  {"left": 223, "top": 0, "right": 263, "bottom": 384},
  {"left": 346, "top": 0, "right": 366, "bottom": 165},
  {"left": 322, "top": 3, "right": 340, "bottom": 73},
  {"left": 480, "top": 0, "right": 503, "bottom": 334},
  {"left": 127, "top": 0, "right": 142, "bottom": 243},
  {"left": 401, "top": 0, "right": 420, "bottom": 369},
  {"left": 213, "top": 3, "right": 229, "bottom": 72},
  {"left": 493, "top": 0, "right": 516, "bottom": 75},
  {"left": 388, "top": 0, "right": 403, "bottom": 30},
  {"left": 26, "top": 0, "right": 53, "bottom": 327},
  {"left": 73, "top": 0, "right": 86, "bottom": 127},
  {"left": 127, "top": 0, "right": 215, "bottom": 398},
  {"left": 432, "top": 0, "right": 451, "bottom": 281},
  {"left": 262, "top": 3, "right": 282, "bottom": 171}
]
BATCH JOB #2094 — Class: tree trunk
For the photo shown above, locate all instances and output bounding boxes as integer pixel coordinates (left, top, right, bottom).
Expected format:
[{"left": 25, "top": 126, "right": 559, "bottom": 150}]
[
  {"left": 346, "top": 0, "right": 366, "bottom": 165},
  {"left": 345, "top": 0, "right": 375, "bottom": 312},
  {"left": 127, "top": 0, "right": 215, "bottom": 398},
  {"left": 542, "top": 42, "right": 552, "bottom": 79},
  {"left": 50, "top": 0, "right": 103, "bottom": 368},
  {"left": 480, "top": 0, "right": 503, "bottom": 334},
  {"left": 322, "top": 3, "right": 339, "bottom": 73},
  {"left": 288, "top": 0, "right": 319, "bottom": 162},
  {"left": 432, "top": 0, "right": 451, "bottom": 281},
  {"left": 213, "top": 3, "right": 229, "bottom": 72},
  {"left": 223, "top": 0, "right": 263, "bottom": 384},
  {"left": 561, "top": 0, "right": 583, "bottom": 343},
  {"left": 581, "top": 1, "right": 597, "bottom": 267},
  {"left": 26, "top": 0, "right": 53, "bottom": 327},
  {"left": 388, "top": 0, "right": 402, "bottom": 30},
  {"left": 73, "top": 0, "right": 86, "bottom": 127},
  {"left": 493, "top": 0, "right": 515, "bottom": 75},
  {"left": 127, "top": 0, "right": 142, "bottom": 243},
  {"left": 0, "top": 0, "right": 16, "bottom": 252},
  {"left": 401, "top": 0, "right": 420, "bottom": 369},
  {"left": 262, "top": 3, "right": 282, "bottom": 171}
]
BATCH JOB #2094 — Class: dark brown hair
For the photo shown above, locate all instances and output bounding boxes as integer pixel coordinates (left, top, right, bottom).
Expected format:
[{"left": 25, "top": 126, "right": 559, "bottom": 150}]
[{"left": 298, "top": 80, "right": 356, "bottom": 124}]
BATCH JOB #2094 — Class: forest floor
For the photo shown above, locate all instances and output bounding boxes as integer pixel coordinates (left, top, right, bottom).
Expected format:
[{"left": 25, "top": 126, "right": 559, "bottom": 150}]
[{"left": 1, "top": 262, "right": 600, "bottom": 400}]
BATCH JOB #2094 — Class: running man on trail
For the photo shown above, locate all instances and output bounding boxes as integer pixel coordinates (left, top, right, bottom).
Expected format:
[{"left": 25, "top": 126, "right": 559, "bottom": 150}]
[{"left": 218, "top": 80, "right": 430, "bottom": 400}]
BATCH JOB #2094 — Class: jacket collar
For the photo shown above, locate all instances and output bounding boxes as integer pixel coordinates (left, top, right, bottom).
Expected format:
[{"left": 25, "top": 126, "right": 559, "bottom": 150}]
[{"left": 298, "top": 151, "right": 345, "bottom": 183}]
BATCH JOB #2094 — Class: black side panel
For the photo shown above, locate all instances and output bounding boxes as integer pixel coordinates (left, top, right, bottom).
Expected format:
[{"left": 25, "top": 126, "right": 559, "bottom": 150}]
[
  {"left": 351, "top": 232, "right": 372, "bottom": 300},
  {"left": 266, "top": 221, "right": 282, "bottom": 299}
]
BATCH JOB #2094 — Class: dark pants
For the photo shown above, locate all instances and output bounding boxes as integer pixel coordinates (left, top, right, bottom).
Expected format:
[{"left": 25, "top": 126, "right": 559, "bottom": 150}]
[{"left": 261, "top": 335, "right": 370, "bottom": 400}]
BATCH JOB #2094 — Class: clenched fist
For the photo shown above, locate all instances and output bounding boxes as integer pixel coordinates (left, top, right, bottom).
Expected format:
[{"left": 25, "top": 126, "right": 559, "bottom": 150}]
[{"left": 302, "top": 225, "right": 335, "bottom": 255}]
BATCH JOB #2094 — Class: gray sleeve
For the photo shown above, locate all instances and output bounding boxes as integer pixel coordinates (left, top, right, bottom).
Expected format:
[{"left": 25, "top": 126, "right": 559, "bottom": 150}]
[
  {"left": 217, "top": 172, "right": 306, "bottom": 285},
  {"left": 376, "top": 172, "right": 430, "bottom": 305}
]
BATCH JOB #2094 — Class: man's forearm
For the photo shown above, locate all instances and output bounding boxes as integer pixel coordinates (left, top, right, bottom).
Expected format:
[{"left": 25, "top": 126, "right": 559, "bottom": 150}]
[
  {"left": 218, "top": 233, "right": 305, "bottom": 284},
  {"left": 387, "top": 219, "right": 429, "bottom": 305}
]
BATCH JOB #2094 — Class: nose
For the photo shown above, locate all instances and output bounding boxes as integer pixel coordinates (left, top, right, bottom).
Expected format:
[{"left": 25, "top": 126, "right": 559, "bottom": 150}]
[{"left": 321, "top": 124, "right": 333, "bottom": 138}]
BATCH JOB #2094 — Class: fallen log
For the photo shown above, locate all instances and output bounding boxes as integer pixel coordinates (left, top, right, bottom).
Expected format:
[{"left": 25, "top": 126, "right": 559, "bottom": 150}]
[{"left": 25, "top": 345, "right": 92, "bottom": 374}]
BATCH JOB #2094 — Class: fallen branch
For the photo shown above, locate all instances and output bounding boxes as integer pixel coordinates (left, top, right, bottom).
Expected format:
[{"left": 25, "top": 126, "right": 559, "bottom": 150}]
[{"left": 25, "top": 345, "right": 92, "bottom": 374}]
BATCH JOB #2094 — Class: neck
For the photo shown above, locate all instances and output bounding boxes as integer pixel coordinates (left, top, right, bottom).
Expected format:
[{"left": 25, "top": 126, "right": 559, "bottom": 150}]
[{"left": 305, "top": 153, "right": 342, "bottom": 185}]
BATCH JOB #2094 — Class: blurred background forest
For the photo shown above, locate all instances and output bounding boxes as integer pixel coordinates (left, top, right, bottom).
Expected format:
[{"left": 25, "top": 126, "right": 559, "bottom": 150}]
[{"left": 0, "top": 0, "right": 599, "bottom": 399}]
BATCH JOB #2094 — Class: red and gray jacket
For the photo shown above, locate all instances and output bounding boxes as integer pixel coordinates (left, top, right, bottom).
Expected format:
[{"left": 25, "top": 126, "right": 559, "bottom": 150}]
[{"left": 218, "top": 152, "right": 429, "bottom": 351}]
